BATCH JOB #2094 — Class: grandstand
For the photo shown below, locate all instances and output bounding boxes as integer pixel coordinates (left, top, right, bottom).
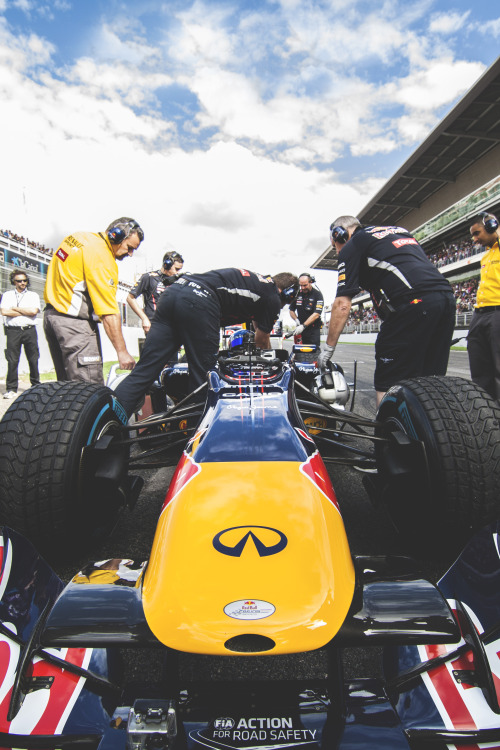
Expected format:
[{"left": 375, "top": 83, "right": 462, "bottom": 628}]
[{"left": 312, "top": 55, "right": 500, "bottom": 334}]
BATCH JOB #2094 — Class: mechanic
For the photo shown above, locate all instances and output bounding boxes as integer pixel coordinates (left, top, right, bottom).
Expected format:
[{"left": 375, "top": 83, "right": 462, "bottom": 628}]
[
  {"left": 289, "top": 273, "right": 324, "bottom": 346},
  {"left": 1, "top": 270, "right": 40, "bottom": 399},
  {"left": 126, "top": 251, "right": 184, "bottom": 334},
  {"left": 467, "top": 212, "right": 500, "bottom": 399},
  {"left": 318, "top": 215, "right": 456, "bottom": 407},
  {"left": 44, "top": 217, "right": 144, "bottom": 384},
  {"left": 114, "top": 268, "right": 299, "bottom": 417}
]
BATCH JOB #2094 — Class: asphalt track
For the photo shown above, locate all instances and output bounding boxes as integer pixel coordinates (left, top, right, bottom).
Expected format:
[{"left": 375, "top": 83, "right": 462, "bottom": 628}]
[{"left": 58, "top": 342, "right": 473, "bottom": 691}]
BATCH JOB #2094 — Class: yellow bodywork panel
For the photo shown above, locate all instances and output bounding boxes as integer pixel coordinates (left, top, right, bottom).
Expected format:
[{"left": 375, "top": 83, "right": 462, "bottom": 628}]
[{"left": 142, "top": 459, "right": 355, "bottom": 654}]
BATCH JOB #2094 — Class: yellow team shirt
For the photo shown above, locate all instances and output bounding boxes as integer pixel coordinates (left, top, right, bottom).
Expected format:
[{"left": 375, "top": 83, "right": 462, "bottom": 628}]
[
  {"left": 476, "top": 240, "right": 500, "bottom": 308},
  {"left": 44, "top": 231, "right": 120, "bottom": 319}
]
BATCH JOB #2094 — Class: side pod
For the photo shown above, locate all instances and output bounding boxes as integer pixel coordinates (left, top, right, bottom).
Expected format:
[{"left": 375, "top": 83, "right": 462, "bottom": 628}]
[{"left": 334, "top": 556, "right": 460, "bottom": 645}]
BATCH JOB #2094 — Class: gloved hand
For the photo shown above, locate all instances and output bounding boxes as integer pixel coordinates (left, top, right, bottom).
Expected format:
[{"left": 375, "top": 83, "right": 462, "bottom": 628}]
[
  {"left": 317, "top": 344, "right": 336, "bottom": 370},
  {"left": 294, "top": 324, "right": 305, "bottom": 335}
]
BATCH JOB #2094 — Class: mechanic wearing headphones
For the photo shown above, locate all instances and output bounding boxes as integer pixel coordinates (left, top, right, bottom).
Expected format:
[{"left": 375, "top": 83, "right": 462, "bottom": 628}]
[
  {"left": 115, "top": 269, "right": 299, "bottom": 417},
  {"left": 289, "top": 273, "right": 324, "bottom": 346},
  {"left": 1, "top": 270, "right": 40, "bottom": 399},
  {"left": 126, "top": 251, "right": 184, "bottom": 334},
  {"left": 467, "top": 212, "right": 500, "bottom": 399},
  {"left": 44, "top": 217, "right": 144, "bottom": 384},
  {"left": 318, "top": 215, "right": 455, "bottom": 407}
]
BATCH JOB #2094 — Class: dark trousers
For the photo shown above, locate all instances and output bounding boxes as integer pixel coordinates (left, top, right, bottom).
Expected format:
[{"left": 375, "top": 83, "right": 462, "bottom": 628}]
[
  {"left": 5, "top": 326, "right": 40, "bottom": 391},
  {"left": 115, "top": 283, "right": 221, "bottom": 417},
  {"left": 467, "top": 309, "right": 500, "bottom": 400},
  {"left": 374, "top": 291, "right": 456, "bottom": 392},
  {"left": 301, "top": 326, "right": 321, "bottom": 346}
]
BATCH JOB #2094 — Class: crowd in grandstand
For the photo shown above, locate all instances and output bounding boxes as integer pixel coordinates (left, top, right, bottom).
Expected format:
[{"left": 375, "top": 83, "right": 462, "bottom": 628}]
[
  {"left": 1, "top": 229, "right": 54, "bottom": 256},
  {"left": 427, "top": 237, "right": 482, "bottom": 268}
]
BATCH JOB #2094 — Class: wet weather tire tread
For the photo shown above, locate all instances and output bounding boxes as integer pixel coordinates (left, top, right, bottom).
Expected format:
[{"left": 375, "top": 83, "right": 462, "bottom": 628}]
[
  {"left": 378, "top": 376, "right": 500, "bottom": 554},
  {"left": 0, "top": 382, "right": 122, "bottom": 554}
]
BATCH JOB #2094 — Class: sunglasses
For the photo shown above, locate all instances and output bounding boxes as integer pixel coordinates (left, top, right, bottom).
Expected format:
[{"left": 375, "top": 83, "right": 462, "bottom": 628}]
[{"left": 14, "top": 279, "right": 28, "bottom": 283}]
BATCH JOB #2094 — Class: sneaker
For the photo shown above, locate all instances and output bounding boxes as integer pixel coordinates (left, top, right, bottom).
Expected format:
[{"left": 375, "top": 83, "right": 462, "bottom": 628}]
[{"left": 3, "top": 391, "right": 16, "bottom": 399}]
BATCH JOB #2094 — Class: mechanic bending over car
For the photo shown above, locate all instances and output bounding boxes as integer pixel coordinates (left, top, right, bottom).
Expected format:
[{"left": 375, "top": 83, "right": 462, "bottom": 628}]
[
  {"left": 318, "top": 215, "right": 456, "bottom": 407},
  {"left": 289, "top": 273, "right": 324, "bottom": 346},
  {"left": 467, "top": 212, "right": 500, "bottom": 400},
  {"left": 44, "top": 217, "right": 144, "bottom": 384},
  {"left": 126, "top": 251, "right": 184, "bottom": 335},
  {"left": 114, "top": 268, "right": 299, "bottom": 417}
]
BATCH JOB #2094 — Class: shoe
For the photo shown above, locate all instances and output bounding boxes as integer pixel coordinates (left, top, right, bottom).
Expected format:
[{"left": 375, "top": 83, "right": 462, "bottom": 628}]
[{"left": 3, "top": 391, "right": 16, "bottom": 399}]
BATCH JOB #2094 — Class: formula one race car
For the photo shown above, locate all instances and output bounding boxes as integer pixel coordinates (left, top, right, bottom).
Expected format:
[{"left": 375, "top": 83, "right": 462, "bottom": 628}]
[{"left": 0, "top": 334, "right": 499, "bottom": 749}]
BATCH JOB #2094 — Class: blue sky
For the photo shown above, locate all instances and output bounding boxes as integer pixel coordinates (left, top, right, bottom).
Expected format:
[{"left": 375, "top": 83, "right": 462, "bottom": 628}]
[{"left": 0, "top": 0, "right": 499, "bottom": 299}]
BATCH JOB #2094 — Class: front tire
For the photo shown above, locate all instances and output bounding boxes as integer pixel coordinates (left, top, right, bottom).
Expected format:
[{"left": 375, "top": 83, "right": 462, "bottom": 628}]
[
  {"left": 0, "top": 382, "right": 129, "bottom": 556},
  {"left": 376, "top": 376, "right": 500, "bottom": 559}
]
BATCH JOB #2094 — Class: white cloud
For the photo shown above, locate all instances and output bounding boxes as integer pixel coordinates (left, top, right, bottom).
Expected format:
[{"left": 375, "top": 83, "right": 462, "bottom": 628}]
[
  {"left": 429, "top": 11, "right": 470, "bottom": 35},
  {"left": 479, "top": 18, "right": 500, "bottom": 37},
  {"left": 387, "top": 59, "right": 485, "bottom": 112},
  {"left": 0, "top": 0, "right": 496, "bottom": 291}
]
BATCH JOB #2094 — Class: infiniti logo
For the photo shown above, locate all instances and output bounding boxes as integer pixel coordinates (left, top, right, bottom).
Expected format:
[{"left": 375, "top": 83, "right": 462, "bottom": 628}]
[{"left": 213, "top": 525, "right": 288, "bottom": 557}]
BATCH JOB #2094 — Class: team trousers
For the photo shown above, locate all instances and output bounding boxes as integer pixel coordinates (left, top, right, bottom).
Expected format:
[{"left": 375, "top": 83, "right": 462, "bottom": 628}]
[
  {"left": 467, "top": 308, "right": 500, "bottom": 400},
  {"left": 43, "top": 307, "right": 104, "bottom": 384},
  {"left": 115, "top": 282, "right": 221, "bottom": 417},
  {"left": 374, "top": 290, "right": 456, "bottom": 392},
  {"left": 4, "top": 325, "right": 40, "bottom": 391}
]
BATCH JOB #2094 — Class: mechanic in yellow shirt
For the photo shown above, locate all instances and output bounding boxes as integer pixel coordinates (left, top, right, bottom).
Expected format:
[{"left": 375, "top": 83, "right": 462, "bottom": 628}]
[
  {"left": 44, "top": 217, "right": 144, "bottom": 383},
  {"left": 467, "top": 211, "right": 500, "bottom": 399}
]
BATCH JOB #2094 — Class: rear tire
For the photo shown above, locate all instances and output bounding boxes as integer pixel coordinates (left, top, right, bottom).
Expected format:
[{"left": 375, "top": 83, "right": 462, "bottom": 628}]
[
  {"left": 0, "top": 382, "right": 129, "bottom": 557},
  {"left": 376, "top": 376, "right": 500, "bottom": 559}
]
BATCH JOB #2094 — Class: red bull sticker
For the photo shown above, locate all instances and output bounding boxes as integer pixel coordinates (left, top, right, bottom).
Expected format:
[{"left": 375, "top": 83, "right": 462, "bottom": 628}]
[{"left": 224, "top": 599, "right": 275, "bottom": 620}]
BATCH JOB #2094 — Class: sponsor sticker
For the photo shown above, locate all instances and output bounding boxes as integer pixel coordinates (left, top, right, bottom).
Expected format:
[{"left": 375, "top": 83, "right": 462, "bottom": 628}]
[
  {"left": 392, "top": 238, "right": 418, "bottom": 248},
  {"left": 191, "top": 715, "right": 320, "bottom": 750},
  {"left": 224, "top": 599, "right": 275, "bottom": 620},
  {"left": 56, "top": 247, "right": 68, "bottom": 261}
]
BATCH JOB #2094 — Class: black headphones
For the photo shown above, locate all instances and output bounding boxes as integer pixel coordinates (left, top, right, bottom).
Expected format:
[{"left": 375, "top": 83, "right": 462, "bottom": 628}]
[
  {"left": 163, "top": 253, "right": 184, "bottom": 270},
  {"left": 330, "top": 223, "right": 350, "bottom": 244},
  {"left": 480, "top": 212, "right": 499, "bottom": 234},
  {"left": 280, "top": 283, "right": 299, "bottom": 305},
  {"left": 10, "top": 270, "right": 29, "bottom": 287},
  {"left": 107, "top": 219, "right": 142, "bottom": 245},
  {"left": 300, "top": 273, "right": 315, "bottom": 283}
]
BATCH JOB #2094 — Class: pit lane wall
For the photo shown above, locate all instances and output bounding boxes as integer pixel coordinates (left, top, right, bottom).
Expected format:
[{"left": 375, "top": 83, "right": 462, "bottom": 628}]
[{"left": 0, "top": 322, "right": 145, "bottom": 378}]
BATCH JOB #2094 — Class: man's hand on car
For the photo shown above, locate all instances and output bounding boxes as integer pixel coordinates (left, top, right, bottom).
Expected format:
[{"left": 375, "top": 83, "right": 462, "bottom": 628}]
[{"left": 317, "top": 344, "right": 336, "bottom": 370}]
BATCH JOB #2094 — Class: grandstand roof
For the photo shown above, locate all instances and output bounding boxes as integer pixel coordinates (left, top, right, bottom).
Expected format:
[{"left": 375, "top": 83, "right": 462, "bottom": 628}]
[
  {"left": 358, "top": 56, "right": 500, "bottom": 227},
  {"left": 313, "top": 55, "right": 500, "bottom": 271}
]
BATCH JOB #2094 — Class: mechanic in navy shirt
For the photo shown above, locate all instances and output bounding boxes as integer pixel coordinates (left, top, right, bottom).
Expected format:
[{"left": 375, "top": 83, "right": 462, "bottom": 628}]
[
  {"left": 318, "top": 215, "right": 456, "bottom": 406},
  {"left": 126, "top": 252, "right": 184, "bottom": 334},
  {"left": 289, "top": 274, "right": 324, "bottom": 346},
  {"left": 115, "top": 268, "right": 299, "bottom": 417}
]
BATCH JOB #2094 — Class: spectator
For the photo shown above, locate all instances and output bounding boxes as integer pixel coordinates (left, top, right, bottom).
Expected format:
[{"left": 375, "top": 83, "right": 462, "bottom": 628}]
[
  {"left": 289, "top": 273, "right": 324, "bottom": 346},
  {"left": 1, "top": 271, "right": 40, "bottom": 398},
  {"left": 115, "top": 269, "right": 298, "bottom": 417},
  {"left": 319, "top": 216, "right": 456, "bottom": 407},
  {"left": 466, "top": 212, "right": 500, "bottom": 399},
  {"left": 126, "top": 251, "right": 184, "bottom": 334},
  {"left": 43, "top": 217, "right": 144, "bottom": 384}
]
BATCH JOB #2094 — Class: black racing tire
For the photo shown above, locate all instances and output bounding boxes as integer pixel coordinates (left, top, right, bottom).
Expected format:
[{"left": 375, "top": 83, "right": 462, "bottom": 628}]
[
  {"left": 0, "top": 382, "right": 129, "bottom": 557},
  {"left": 376, "top": 376, "right": 500, "bottom": 559}
]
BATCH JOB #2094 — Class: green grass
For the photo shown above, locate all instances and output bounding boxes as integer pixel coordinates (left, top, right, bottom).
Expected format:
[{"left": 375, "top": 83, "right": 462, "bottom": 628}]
[{"left": 38, "top": 361, "right": 122, "bottom": 382}]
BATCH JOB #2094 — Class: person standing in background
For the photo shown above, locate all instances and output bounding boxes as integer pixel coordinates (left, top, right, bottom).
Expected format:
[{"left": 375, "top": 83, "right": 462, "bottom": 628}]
[
  {"left": 467, "top": 212, "right": 500, "bottom": 399},
  {"left": 289, "top": 273, "right": 324, "bottom": 346},
  {"left": 1, "top": 270, "right": 40, "bottom": 399},
  {"left": 126, "top": 251, "right": 184, "bottom": 334}
]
